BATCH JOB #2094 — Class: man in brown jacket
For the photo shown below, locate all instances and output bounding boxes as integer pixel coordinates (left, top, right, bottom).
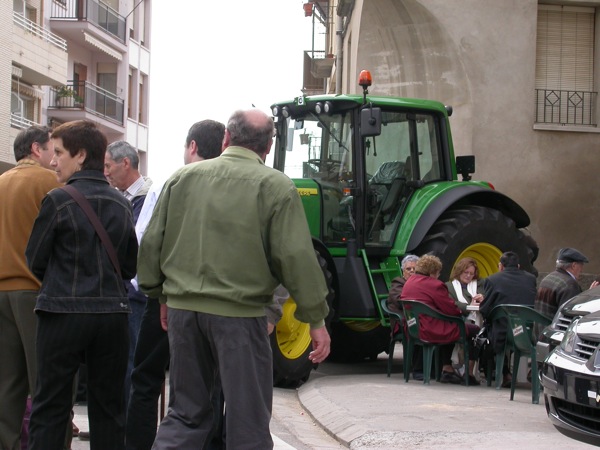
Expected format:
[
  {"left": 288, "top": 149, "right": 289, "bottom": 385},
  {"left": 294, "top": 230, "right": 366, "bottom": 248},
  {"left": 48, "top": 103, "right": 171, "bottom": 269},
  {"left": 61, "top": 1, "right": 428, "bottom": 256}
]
[{"left": 0, "top": 126, "right": 62, "bottom": 450}]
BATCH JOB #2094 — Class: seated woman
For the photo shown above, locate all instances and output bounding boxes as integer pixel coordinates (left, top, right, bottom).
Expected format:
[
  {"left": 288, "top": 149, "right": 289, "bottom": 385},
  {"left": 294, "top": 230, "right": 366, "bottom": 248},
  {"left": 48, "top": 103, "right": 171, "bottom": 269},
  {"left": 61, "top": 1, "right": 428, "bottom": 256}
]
[
  {"left": 387, "top": 254, "right": 419, "bottom": 313},
  {"left": 446, "top": 257, "right": 485, "bottom": 381},
  {"left": 401, "top": 255, "right": 480, "bottom": 385}
]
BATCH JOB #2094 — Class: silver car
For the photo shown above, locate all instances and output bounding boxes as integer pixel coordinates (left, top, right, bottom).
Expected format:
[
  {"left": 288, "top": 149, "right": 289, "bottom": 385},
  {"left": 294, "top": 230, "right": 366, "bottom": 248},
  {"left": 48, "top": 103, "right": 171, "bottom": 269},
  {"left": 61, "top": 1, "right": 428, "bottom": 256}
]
[
  {"left": 536, "top": 286, "right": 600, "bottom": 365},
  {"left": 541, "top": 310, "right": 600, "bottom": 446}
]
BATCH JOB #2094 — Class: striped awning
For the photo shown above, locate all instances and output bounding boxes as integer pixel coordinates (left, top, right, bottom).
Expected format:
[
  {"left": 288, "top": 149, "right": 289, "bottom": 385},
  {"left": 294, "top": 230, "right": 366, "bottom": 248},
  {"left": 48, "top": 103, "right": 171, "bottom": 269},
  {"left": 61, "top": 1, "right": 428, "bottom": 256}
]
[
  {"left": 11, "top": 79, "right": 43, "bottom": 99},
  {"left": 83, "top": 32, "right": 123, "bottom": 61}
]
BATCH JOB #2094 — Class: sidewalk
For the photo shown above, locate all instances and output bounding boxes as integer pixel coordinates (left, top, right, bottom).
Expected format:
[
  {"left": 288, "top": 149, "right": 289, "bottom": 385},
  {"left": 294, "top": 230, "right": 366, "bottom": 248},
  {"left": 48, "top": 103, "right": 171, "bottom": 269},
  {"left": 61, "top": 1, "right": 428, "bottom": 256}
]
[{"left": 298, "top": 351, "right": 594, "bottom": 449}]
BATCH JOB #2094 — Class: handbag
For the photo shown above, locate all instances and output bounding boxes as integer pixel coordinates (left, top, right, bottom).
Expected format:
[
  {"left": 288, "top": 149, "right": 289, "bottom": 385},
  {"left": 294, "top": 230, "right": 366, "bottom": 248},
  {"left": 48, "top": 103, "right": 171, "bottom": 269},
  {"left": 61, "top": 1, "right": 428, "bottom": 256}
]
[
  {"left": 473, "top": 324, "right": 488, "bottom": 350},
  {"left": 61, "top": 185, "right": 122, "bottom": 278}
]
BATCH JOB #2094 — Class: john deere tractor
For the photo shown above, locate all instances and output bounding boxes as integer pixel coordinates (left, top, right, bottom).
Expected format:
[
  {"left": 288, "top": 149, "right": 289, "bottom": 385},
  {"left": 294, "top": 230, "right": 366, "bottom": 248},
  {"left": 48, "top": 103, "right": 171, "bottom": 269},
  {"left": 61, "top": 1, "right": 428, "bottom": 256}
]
[{"left": 269, "top": 70, "right": 537, "bottom": 386}]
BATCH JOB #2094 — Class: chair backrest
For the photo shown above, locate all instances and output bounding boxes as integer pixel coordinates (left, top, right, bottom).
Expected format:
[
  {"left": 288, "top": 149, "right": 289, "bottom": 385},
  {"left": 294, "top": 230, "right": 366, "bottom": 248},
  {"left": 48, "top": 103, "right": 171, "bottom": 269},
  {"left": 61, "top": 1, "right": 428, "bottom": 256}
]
[
  {"left": 400, "top": 299, "right": 467, "bottom": 343},
  {"left": 486, "top": 304, "right": 508, "bottom": 322},
  {"left": 499, "top": 304, "right": 552, "bottom": 352},
  {"left": 380, "top": 298, "right": 404, "bottom": 327}
]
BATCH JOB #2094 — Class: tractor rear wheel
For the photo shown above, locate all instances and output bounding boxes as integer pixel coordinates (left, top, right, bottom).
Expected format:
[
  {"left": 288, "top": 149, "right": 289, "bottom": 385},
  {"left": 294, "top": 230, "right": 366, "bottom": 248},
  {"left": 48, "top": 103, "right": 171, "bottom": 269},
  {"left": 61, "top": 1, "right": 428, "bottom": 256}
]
[{"left": 414, "top": 205, "right": 537, "bottom": 279}]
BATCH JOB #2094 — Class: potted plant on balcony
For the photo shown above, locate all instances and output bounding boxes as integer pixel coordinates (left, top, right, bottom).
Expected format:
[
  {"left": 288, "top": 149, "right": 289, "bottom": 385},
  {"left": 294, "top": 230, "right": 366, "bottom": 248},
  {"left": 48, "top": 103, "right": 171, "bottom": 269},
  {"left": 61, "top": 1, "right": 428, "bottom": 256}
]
[{"left": 56, "top": 86, "right": 76, "bottom": 107}]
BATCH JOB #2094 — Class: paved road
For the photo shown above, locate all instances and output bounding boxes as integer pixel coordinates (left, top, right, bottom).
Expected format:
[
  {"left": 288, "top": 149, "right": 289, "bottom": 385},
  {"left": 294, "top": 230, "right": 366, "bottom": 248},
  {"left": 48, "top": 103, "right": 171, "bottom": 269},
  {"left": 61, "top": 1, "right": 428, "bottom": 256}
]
[{"left": 70, "top": 348, "right": 596, "bottom": 449}]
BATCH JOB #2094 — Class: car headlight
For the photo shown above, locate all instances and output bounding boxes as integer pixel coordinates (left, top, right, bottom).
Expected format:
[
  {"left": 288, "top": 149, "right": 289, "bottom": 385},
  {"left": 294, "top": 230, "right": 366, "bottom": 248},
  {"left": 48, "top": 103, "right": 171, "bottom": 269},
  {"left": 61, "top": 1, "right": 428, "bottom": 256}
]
[{"left": 560, "top": 319, "right": 580, "bottom": 355}]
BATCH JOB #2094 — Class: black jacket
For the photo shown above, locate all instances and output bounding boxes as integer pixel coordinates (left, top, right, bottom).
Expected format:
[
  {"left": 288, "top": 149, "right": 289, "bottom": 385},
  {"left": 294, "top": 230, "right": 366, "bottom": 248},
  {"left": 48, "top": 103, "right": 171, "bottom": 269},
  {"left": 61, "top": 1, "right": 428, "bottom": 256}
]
[
  {"left": 480, "top": 267, "right": 537, "bottom": 353},
  {"left": 26, "top": 171, "right": 138, "bottom": 313}
]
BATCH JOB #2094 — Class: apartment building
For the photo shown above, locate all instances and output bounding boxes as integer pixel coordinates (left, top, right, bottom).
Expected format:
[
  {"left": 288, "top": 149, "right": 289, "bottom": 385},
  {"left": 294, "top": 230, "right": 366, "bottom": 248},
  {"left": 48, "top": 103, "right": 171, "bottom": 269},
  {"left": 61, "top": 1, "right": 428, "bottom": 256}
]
[
  {"left": 303, "top": 0, "right": 600, "bottom": 274},
  {"left": 1, "top": 0, "right": 151, "bottom": 175}
]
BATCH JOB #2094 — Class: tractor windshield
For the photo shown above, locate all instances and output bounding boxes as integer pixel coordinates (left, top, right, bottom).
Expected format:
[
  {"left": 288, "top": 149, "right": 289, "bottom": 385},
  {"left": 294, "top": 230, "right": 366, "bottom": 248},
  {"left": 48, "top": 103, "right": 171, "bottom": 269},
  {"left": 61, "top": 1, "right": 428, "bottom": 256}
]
[{"left": 278, "top": 112, "right": 353, "bottom": 182}]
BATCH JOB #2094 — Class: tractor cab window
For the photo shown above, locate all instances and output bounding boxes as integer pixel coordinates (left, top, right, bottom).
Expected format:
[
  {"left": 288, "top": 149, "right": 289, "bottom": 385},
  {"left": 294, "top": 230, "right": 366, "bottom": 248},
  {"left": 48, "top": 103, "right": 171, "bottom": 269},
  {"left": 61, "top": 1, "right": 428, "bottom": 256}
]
[
  {"left": 278, "top": 112, "right": 355, "bottom": 245},
  {"left": 365, "top": 111, "right": 444, "bottom": 247}
]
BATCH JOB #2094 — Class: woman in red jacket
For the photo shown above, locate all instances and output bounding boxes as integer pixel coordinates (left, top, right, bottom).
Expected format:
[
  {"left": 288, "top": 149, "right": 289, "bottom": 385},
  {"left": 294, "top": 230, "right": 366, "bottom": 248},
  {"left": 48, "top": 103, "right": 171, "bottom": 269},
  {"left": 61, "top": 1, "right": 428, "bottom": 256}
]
[{"left": 401, "top": 255, "right": 480, "bottom": 385}]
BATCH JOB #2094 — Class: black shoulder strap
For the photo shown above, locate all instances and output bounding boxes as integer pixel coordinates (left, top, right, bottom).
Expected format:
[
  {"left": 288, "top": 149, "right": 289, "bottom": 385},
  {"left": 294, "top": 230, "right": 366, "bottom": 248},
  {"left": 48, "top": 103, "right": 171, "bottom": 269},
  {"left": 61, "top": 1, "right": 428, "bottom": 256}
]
[{"left": 61, "top": 185, "right": 122, "bottom": 278}]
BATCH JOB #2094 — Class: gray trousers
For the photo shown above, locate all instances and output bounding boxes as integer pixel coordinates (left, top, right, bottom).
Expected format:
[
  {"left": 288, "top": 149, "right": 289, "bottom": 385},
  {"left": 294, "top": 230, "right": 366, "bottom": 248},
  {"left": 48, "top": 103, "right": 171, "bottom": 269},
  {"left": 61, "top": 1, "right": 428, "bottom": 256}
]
[
  {"left": 152, "top": 308, "right": 273, "bottom": 450},
  {"left": 0, "top": 290, "right": 38, "bottom": 450}
]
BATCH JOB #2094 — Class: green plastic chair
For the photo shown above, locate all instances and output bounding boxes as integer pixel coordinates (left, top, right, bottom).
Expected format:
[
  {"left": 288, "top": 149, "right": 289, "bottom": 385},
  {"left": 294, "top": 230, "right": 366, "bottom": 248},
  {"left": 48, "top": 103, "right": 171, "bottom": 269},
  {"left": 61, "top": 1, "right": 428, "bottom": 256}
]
[
  {"left": 496, "top": 304, "right": 551, "bottom": 404},
  {"left": 380, "top": 299, "right": 404, "bottom": 377},
  {"left": 502, "top": 304, "right": 551, "bottom": 404},
  {"left": 399, "top": 299, "right": 470, "bottom": 385}
]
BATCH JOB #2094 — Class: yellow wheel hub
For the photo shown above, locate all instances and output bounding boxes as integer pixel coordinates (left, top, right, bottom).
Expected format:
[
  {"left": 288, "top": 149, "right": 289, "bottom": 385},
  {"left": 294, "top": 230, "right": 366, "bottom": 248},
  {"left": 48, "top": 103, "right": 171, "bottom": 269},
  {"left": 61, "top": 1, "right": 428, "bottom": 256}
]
[
  {"left": 276, "top": 298, "right": 312, "bottom": 360},
  {"left": 452, "top": 243, "right": 502, "bottom": 277}
]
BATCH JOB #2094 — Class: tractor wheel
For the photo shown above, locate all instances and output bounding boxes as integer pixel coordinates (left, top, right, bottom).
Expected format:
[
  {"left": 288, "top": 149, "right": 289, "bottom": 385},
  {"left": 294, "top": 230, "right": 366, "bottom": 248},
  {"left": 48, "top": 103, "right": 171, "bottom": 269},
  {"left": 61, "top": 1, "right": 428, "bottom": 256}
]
[
  {"left": 414, "top": 205, "right": 538, "bottom": 280},
  {"left": 271, "top": 251, "right": 335, "bottom": 388}
]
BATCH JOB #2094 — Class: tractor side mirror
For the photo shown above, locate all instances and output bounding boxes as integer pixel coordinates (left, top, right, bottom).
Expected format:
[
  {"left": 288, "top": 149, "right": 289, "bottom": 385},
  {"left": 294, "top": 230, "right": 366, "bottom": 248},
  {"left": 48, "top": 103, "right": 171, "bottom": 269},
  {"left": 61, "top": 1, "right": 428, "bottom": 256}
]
[
  {"left": 360, "top": 106, "right": 381, "bottom": 137},
  {"left": 456, "top": 155, "right": 475, "bottom": 181}
]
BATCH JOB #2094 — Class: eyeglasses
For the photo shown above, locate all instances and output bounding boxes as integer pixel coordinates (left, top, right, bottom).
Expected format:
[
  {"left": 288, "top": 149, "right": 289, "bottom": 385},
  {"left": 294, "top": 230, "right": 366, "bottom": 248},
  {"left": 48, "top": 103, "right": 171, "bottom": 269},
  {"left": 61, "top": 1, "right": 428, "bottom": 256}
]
[
  {"left": 462, "top": 271, "right": 475, "bottom": 277},
  {"left": 404, "top": 267, "right": 416, "bottom": 272}
]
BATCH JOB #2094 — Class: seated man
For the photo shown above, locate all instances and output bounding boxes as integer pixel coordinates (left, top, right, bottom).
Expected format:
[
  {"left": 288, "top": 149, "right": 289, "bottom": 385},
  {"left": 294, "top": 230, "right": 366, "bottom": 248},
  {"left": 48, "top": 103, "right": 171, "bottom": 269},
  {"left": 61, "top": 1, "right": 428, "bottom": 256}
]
[{"left": 480, "top": 251, "right": 537, "bottom": 386}]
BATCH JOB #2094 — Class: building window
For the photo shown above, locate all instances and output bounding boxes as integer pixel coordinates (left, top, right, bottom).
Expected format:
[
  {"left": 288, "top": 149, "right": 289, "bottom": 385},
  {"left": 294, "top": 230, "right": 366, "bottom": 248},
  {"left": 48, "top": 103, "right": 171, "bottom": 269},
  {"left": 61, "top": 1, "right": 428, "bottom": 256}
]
[{"left": 535, "top": 5, "right": 596, "bottom": 126}]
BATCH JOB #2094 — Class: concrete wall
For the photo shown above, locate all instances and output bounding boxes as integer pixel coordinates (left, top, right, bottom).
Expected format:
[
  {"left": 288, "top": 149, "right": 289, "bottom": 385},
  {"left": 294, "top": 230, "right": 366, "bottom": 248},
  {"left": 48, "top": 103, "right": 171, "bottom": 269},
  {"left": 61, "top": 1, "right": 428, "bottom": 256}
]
[{"left": 343, "top": 0, "right": 600, "bottom": 274}]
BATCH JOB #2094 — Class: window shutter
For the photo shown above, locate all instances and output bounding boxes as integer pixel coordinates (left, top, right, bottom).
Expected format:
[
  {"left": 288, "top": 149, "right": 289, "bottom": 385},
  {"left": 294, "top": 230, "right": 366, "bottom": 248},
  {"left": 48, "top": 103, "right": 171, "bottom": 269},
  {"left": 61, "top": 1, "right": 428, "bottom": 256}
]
[{"left": 535, "top": 5, "right": 595, "bottom": 125}]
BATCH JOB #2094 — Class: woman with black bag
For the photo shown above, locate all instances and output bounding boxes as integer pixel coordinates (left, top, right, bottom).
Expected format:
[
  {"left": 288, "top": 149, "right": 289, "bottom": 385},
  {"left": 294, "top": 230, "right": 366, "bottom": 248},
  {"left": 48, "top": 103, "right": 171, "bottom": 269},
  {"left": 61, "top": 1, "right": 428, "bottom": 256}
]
[{"left": 26, "top": 120, "right": 138, "bottom": 450}]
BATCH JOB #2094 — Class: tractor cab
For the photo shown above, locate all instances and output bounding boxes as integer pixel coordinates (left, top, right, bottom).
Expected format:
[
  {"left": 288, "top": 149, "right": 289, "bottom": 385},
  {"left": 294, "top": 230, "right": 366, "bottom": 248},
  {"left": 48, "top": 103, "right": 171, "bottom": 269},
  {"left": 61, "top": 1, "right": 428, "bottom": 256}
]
[{"left": 271, "top": 71, "right": 455, "bottom": 254}]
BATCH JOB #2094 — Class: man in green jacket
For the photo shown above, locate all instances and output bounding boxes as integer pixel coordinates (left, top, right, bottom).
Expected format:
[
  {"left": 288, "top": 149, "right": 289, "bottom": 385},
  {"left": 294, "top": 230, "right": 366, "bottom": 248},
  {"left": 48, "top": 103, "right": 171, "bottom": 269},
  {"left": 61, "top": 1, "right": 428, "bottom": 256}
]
[{"left": 138, "top": 109, "right": 330, "bottom": 449}]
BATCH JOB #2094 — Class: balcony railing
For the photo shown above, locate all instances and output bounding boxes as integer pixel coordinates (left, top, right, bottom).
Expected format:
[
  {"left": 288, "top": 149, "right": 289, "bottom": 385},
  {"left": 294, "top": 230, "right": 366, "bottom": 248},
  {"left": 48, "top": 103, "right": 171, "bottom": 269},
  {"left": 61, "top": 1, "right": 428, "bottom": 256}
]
[
  {"left": 13, "top": 11, "right": 67, "bottom": 51},
  {"left": 11, "top": 113, "right": 39, "bottom": 130},
  {"left": 51, "top": 0, "right": 126, "bottom": 43},
  {"left": 49, "top": 81, "right": 124, "bottom": 125},
  {"left": 535, "top": 89, "right": 597, "bottom": 126}
]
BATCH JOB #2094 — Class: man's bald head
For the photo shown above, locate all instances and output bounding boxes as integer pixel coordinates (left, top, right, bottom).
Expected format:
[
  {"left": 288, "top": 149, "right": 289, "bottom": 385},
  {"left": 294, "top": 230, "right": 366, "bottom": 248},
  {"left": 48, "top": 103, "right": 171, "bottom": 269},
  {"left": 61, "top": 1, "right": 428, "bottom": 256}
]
[{"left": 224, "top": 109, "right": 274, "bottom": 158}]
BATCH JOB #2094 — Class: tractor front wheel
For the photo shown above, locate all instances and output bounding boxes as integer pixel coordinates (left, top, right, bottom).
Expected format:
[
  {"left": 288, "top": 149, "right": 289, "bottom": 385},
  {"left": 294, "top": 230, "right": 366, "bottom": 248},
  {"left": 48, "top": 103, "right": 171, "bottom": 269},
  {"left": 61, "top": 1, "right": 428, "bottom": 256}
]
[{"left": 271, "top": 251, "right": 335, "bottom": 388}]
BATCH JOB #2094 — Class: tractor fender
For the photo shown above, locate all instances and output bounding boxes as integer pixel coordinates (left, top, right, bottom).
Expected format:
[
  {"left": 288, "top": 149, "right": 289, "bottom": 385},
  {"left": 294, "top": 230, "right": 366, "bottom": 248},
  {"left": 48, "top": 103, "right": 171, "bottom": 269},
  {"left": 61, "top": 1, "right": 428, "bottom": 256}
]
[{"left": 405, "top": 184, "right": 530, "bottom": 252}]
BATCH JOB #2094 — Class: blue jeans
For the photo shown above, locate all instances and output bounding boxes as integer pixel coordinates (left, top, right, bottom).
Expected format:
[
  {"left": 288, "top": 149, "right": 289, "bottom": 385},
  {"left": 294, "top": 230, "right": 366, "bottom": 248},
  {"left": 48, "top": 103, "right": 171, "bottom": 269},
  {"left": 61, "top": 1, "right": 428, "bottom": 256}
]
[
  {"left": 125, "top": 298, "right": 169, "bottom": 450},
  {"left": 125, "top": 295, "right": 146, "bottom": 407}
]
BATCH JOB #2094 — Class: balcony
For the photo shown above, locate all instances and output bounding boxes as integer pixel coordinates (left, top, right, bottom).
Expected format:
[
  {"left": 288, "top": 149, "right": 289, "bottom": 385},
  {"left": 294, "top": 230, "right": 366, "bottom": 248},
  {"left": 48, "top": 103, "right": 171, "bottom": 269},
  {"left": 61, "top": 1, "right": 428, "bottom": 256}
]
[
  {"left": 307, "top": 50, "right": 334, "bottom": 78},
  {"left": 303, "top": 51, "right": 333, "bottom": 95},
  {"left": 535, "top": 89, "right": 597, "bottom": 127},
  {"left": 48, "top": 81, "right": 125, "bottom": 136},
  {"left": 50, "top": 0, "right": 127, "bottom": 57},
  {"left": 12, "top": 12, "right": 68, "bottom": 86},
  {"left": 11, "top": 113, "right": 40, "bottom": 130}
]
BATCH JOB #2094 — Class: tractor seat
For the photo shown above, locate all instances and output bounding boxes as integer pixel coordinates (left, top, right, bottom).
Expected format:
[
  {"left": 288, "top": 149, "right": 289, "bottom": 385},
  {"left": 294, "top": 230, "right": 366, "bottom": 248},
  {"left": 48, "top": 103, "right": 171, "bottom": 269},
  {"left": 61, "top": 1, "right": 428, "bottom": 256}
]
[{"left": 369, "top": 161, "right": 405, "bottom": 186}]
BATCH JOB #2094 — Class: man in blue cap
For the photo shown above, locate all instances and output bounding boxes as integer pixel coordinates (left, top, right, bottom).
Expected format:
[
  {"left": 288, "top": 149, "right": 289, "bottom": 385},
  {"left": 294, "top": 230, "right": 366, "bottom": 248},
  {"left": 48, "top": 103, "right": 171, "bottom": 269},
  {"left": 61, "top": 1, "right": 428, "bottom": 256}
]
[{"left": 534, "top": 247, "right": 594, "bottom": 320}]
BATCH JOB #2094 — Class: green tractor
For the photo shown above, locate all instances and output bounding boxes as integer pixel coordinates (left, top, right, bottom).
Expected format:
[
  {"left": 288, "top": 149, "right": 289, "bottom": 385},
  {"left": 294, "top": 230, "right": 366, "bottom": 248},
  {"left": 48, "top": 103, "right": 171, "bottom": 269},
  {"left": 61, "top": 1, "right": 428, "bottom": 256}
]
[{"left": 269, "top": 70, "right": 537, "bottom": 386}]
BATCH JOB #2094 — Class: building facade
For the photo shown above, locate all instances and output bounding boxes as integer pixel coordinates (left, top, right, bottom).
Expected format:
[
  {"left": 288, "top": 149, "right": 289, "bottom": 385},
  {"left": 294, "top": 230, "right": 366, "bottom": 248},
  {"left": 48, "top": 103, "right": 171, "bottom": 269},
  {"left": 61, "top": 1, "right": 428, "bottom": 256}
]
[
  {"left": 304, "top": 0, "right": 600, "bottom": 274},
  {"left": 1, "top": 0, "right": 151, "bottom": 174}
]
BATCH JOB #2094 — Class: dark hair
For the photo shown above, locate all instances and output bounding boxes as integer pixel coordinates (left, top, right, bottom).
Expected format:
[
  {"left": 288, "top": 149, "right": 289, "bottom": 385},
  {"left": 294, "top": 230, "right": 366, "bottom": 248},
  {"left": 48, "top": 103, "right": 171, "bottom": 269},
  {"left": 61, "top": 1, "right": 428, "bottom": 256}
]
[
  {"left": 226, "top": 110, "right": 274, "bottom": 154},
  {"left": 500, "top": 251, "right": 520, "bottom": 268},
  {"left": 13, "top": 126, "right": 51, "bottom": 161},
  {"left": 51, "top": 120, "right": 107, "bottom": 171},
  {"left": 186, "top": 120, "right": 225, "bottom": 160},
  {"left": 106, "top": 140, "right": 139, "bottom": 169},
  {"left": 449, "top": 257, "right": 479, "bottom": 281}
]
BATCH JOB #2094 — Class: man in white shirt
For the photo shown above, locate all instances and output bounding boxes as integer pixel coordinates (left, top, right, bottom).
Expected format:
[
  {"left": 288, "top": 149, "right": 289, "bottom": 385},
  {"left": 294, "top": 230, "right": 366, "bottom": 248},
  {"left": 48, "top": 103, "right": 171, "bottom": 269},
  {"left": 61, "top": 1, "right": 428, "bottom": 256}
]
[
  {"left": 126, "top": 120, "right": 225, "bottom": 450},
  {"left": 104, "top": 141, "right": 154, "bottom": 409}
]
